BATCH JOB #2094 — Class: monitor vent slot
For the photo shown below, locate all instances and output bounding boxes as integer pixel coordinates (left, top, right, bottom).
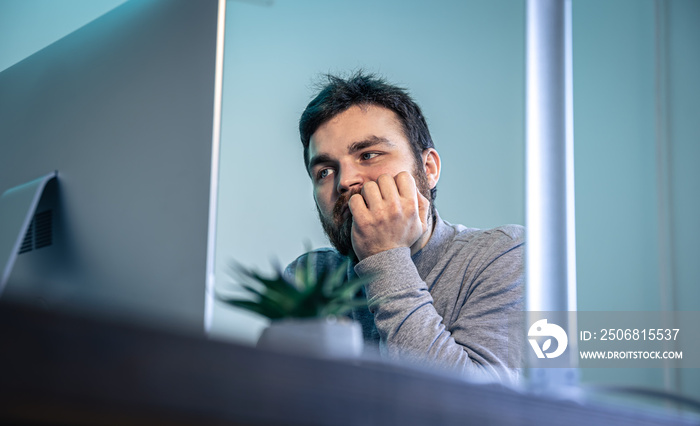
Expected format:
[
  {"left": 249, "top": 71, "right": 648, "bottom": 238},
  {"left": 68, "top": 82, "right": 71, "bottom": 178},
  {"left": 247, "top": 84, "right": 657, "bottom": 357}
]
[
  {"left": 19, "top": 222, "right": 34, "bottom": 254},
  {"left": 34, "top": 211, "right": 53, "bottom": 249},
  {"left": 18, "top": 210, "right": 53, "bottom": 254}
]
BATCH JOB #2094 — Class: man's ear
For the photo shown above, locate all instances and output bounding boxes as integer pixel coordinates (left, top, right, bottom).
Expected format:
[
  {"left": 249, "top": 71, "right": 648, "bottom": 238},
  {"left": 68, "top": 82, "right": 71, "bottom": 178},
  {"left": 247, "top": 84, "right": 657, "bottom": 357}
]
[{"left": 422, "top": 148, "right": 441, "bottom": 189}]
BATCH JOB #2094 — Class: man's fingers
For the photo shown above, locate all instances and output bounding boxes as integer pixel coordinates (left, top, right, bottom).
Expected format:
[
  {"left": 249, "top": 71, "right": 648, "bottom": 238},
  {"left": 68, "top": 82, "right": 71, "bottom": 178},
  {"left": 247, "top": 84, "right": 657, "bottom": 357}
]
[
  {"left": 360, "top": 181, "right": 381, "bottom": 209},
  {"left": 376, "top": 174, "right": 399, "bottom": 201},
  {"left": 395, "top": 171, "right": 417, "bottom": 198},
  {"left": 348, "top": 172, "right": 431, "bottom": 260},
  {"left": 348, "top": 193, "right": 368, "bottom": 216}
]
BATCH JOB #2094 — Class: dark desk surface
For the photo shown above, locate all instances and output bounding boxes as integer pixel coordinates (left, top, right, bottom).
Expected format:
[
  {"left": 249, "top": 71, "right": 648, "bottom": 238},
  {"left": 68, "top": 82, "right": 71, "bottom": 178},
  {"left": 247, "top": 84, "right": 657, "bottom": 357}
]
[{"left": 0, "top": 302, "right": 696, "bottom": 426}]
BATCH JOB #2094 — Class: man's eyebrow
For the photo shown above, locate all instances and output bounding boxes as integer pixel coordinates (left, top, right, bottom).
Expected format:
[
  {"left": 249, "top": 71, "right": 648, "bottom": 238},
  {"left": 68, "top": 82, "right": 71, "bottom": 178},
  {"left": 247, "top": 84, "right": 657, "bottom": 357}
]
[
  {"left": 308, "top": 136, "right": 396, "bottom": 173},
  {"left": 308, "top": 153, "right": 334, "bottom": 172},
  {"left": 347, "top": 136, "right": 395, "bottom": 154}
]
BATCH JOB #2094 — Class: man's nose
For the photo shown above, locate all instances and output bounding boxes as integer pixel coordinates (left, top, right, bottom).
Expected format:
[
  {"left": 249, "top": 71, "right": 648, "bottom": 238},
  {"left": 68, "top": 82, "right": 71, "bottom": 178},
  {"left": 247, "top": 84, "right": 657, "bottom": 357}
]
[{"left": 336, "top": 164, "right": 364, "bottom": 194}]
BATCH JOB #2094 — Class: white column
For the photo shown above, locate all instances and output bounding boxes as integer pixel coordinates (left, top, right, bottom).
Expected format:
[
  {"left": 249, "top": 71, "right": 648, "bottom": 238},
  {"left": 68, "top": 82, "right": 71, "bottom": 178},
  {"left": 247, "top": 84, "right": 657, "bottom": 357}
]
[{"left": 526, "top": 0, "right": 578, "bottom": 387}]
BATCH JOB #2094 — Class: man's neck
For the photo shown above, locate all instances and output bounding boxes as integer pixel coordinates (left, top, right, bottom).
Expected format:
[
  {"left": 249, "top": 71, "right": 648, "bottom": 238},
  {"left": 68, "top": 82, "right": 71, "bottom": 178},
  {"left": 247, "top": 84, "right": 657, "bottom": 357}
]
[{"left": 409, "top": 212, "right": 436, "bottom": 257}]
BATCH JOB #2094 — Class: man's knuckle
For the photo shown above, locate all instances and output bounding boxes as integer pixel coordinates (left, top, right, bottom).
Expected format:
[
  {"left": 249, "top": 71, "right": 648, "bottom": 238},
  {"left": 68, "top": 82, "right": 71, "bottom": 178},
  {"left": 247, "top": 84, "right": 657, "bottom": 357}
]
[
  {"left": 398, "top": 171, "right": 413, "bottom": 181},
  {"left": 387, "top": 205, "right": 401, "bottom": 219}
]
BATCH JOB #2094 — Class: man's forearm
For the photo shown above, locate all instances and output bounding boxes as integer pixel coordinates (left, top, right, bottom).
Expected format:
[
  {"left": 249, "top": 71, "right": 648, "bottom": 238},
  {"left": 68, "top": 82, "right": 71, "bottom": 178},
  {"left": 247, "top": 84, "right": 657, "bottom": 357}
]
[{"left": 355, "top": 244, "right": 523, "bottom": 382}]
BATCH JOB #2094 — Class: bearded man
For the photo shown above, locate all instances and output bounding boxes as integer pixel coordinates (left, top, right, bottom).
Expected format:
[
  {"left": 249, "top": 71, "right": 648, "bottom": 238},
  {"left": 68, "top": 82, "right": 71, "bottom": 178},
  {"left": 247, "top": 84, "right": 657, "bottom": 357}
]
[{"left": 286, "top": 72, "right": 524, "bottom": 382}]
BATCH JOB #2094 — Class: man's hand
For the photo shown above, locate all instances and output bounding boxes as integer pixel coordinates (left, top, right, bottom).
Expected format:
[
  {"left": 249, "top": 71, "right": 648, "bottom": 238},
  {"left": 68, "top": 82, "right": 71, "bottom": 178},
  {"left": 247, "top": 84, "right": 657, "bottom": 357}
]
[{"left": 348, "top": 172, "right": 430, "bottom": 261}]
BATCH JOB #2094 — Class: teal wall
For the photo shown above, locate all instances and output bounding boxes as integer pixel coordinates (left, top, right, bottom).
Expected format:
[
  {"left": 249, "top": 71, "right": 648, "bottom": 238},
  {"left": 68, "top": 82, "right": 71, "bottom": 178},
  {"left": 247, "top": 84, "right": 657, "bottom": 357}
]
[
  {"left": 573, "top": 0, "right": 700, "bottom": 399},
  {"left": 573, "top": 0, "right": 663, "bottom": 393},
  {"left": 574, "top": 0, "right": 659, "bottom": 312},
  {"left": 1, "top": 0, "right": 697, "bottom": 404},
  {"left": 0, "top": 0, "right": 126, "bottom": 73}
]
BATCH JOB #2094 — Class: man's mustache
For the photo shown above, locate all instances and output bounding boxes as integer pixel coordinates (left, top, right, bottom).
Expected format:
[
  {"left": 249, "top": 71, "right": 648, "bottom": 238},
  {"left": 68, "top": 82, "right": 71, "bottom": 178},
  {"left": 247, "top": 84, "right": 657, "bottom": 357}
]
[{"left": 332, "top": 188, "right": 363, "bottom": 222}]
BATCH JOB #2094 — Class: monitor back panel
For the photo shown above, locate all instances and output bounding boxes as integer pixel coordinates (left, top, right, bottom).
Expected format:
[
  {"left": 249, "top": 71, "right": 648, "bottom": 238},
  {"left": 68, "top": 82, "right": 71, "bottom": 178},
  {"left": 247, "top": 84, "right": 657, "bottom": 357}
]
[{"left": 0, "top": 0, "right": 221, "bottom": 334}]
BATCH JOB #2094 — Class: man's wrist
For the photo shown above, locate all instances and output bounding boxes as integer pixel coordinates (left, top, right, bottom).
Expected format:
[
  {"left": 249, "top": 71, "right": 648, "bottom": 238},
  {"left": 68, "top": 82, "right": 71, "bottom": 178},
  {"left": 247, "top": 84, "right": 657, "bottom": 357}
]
[{"left": 354, "top": 247, "right": 425, "bottom": 301}]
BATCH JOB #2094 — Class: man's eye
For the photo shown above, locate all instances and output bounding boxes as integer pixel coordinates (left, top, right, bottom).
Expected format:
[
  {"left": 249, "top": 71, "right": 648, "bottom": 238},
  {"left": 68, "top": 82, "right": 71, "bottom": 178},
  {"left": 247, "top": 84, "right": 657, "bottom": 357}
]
[
  {"left": 361, "top": 152, "right": 380, "bottom": 160},
  {"left": 317, "top": 168, "right": 333, "bottom": 180}
]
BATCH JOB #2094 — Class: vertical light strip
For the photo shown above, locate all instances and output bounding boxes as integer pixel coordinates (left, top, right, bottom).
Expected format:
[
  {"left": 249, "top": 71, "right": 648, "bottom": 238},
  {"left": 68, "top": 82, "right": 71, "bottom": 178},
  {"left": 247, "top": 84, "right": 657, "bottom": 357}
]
[
  {"left": 654, "top": 0, "right": 673, "bottom": 315},
  {"left": 204, "top": 0, "right": 227, "bottom": 333},
  {"left": 526, "top": 0, "right": 547, "bottom": 315},
  {"left": 526, "top": 0, "right": 578, "bottom": 387},
  {"left": 564, "top": 0, "right": 577, "bottom": 315},
  {"left": 653, "top": 0, "right": 678, "bottom": 394},
  {"left": 526, "top": 0, "right": 576, "bottom": 314}
]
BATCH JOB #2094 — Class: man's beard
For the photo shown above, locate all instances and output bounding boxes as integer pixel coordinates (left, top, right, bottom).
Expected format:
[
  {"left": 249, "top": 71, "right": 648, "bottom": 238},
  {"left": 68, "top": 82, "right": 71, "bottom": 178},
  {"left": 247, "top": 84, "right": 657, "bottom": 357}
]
[{"left": 316, "top": 165, "right": 433, "bottom": 260}]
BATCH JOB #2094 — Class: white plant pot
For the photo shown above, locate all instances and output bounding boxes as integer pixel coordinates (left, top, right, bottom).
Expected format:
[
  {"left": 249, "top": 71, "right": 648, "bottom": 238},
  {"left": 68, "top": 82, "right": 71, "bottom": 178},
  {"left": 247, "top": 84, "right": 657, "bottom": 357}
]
[{"left": 257, "top": 317, "right": 363, "bottom": 359}]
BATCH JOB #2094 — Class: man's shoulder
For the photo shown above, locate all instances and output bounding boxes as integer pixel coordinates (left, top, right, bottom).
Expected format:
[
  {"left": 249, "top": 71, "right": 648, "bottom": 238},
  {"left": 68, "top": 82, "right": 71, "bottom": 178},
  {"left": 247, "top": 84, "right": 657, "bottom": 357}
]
[
  {"left": 439, "top": 221, "right": 524, "bottom": 302},
  {"left": 283, "top": 247, "right": 348, "bottom": 280},
  {"left": 450, "top": 222, "right": 524, "bottom": 245},
  {"left": 445, "top": 221, "right": 525, "bottom": 260}
]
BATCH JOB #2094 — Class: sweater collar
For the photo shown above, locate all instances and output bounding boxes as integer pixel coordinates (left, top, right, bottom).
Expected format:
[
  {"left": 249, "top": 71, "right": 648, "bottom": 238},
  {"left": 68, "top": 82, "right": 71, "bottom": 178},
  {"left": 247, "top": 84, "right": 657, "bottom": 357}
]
[{"left": 411, "top": 210, "right": 455, "bottom": 280}]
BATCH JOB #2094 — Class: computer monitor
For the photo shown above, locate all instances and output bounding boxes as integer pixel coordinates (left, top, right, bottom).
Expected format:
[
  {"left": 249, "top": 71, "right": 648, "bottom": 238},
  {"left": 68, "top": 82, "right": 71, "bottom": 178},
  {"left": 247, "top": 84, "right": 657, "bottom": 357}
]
[{"left": 0, "top": 0, "right": 225, "bottom": 335}]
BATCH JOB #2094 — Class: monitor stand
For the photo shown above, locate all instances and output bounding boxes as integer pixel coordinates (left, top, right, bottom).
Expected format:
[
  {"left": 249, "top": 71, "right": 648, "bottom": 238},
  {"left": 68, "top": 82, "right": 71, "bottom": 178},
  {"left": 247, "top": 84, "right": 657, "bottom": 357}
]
[{"left": 0, "top": 172, "right": 57, "bottom": 294}]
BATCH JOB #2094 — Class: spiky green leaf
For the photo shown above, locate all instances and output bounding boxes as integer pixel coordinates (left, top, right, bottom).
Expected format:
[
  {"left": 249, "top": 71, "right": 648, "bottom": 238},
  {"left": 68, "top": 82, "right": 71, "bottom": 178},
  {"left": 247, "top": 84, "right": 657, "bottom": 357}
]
[
  {"left": 322, "top": 298, "right": 371, "bottom": 317},
  {"left": 322, "top": 258, "right": 351, "bottom": 296},
  {"left": 223, "top": 299, "right": 285, "bottom": 320},
  {"left": 330, "top": 275, "right": 371, "bottom": 301},
  {"left": 222, "top": 256, "right": 373, "bottom": 320},
  {"left": 237, "top": 283, "right": 296, "bottom": 315}
]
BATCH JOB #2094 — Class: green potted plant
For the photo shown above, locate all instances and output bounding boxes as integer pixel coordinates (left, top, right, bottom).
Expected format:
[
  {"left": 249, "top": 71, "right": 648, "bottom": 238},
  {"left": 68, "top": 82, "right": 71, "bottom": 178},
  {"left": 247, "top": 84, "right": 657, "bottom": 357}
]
[{"left": 220, "top": 254, "right": 370, "bottom": 358}]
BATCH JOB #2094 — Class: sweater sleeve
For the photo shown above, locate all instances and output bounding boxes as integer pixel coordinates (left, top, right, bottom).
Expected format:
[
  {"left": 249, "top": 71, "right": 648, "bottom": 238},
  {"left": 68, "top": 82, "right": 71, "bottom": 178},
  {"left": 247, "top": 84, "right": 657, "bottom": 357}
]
[{"left": 354, "top": 229, "right": 524, "bottom": 382}]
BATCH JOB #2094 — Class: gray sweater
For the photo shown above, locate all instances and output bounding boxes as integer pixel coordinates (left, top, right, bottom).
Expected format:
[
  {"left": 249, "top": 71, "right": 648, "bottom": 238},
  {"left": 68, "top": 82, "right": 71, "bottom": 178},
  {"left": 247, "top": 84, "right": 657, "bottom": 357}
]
[{"left": 286, "top": 211, "right": 524, "bottom": 382}]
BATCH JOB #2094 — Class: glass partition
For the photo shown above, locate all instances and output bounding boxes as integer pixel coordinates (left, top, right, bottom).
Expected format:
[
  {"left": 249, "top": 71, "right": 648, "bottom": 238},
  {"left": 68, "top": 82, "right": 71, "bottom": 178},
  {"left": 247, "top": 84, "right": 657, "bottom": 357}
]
[{"left": 213, "top": 0, "right": 699, "bottom": 415}]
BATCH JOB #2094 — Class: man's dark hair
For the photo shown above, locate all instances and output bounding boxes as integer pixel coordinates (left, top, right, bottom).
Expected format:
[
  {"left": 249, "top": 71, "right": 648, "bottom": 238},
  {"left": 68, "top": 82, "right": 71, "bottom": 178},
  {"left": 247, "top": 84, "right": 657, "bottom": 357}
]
[{"left": 299, "top": 71, "right": 437, "bottom": 202}]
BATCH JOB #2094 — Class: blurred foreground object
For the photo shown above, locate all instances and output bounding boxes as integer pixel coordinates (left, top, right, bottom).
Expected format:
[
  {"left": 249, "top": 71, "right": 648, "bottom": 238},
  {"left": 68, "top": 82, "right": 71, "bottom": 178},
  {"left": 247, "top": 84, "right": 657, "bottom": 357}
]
[{"left": 219, "top": 256, "right": 370, "bottom": 357}]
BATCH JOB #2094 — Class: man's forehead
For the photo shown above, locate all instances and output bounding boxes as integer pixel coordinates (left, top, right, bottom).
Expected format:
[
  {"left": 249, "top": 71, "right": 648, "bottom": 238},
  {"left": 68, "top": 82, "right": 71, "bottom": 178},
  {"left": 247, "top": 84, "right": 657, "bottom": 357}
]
[
  {"left": 310, "top": 135, "right": 395, "bottom": 155},
  {"left": 324, "top": 104, "right": 402, "bottom": 130},
  {"left": 309, "top": 105, "right": 407, "bottom": 154}
]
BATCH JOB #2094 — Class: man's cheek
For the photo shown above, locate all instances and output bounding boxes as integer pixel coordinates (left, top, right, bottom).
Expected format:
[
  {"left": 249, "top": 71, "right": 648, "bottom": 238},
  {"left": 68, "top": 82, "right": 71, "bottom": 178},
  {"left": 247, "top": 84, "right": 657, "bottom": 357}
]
[{"left": 313, "top": 193, "right": 329, "bottom": 216}]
